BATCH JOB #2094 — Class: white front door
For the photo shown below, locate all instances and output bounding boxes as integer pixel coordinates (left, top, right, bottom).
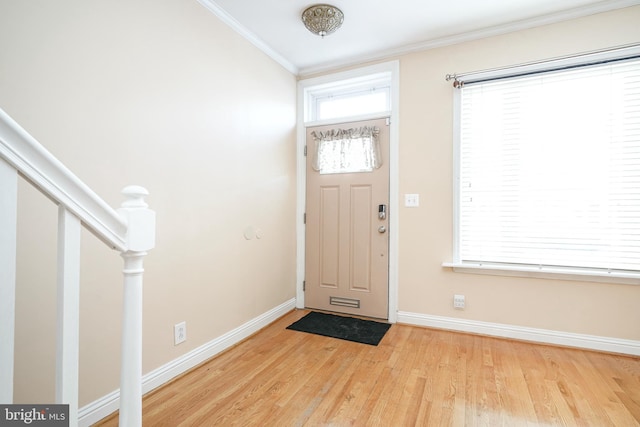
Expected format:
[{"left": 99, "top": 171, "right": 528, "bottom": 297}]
[{"left": 305, "top": 118, "right": 390, "bottom": 319}]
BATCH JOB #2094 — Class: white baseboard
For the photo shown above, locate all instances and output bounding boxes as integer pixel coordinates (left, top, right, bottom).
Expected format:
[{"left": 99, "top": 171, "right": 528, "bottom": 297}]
[
  {"left": 397, "top": 311, "right": 640, "bottom": 356},
  {"left": 79, "top": 298, "right": 296, "bottom": 426}
]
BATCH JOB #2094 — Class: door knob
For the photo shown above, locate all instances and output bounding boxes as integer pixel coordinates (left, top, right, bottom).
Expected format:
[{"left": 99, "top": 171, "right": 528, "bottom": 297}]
[{"left": 378, "top": 225, "right": 387, "bottom": 233}]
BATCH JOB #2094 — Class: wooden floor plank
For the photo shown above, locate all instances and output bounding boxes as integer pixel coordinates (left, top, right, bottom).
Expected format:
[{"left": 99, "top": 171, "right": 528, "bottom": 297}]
[{"left": 95, "top": 309, "right": 640, "bottom": 426}]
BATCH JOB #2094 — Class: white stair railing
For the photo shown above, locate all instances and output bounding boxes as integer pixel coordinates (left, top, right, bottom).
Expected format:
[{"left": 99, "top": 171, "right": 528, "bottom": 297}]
[{"left": 0, "top": 107, "right": 155, "bottom": 427}]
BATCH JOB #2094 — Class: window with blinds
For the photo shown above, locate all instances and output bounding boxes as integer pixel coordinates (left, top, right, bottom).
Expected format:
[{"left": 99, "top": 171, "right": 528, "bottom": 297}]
[{"left": 456, "top": 55, "right": 640, "bottom": 276}]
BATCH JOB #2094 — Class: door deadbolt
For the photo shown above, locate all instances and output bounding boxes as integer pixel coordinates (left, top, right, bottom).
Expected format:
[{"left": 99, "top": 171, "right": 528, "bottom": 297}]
[
  {"left": 378, "top": 204, "right": 387, "bottom": 220},
  {"left": 378, "top": 225, "right": 387, "bottom": 233}
]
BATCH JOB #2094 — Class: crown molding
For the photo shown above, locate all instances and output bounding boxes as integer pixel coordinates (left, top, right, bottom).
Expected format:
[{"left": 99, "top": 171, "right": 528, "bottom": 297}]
[
  {"left": 197, "top": 0, "right": 636, "bottom": 78},
  {"left": 196, "top": 0, "right": 299, "bottom": 75},
  {"left": 298, "top": 0, "right": 639, "bottom": 76}
]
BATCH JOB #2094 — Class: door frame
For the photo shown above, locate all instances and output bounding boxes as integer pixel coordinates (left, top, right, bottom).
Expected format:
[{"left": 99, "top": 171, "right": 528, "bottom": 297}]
[{"left": 296, "top": 61, "right": 400, "bottom": 323}]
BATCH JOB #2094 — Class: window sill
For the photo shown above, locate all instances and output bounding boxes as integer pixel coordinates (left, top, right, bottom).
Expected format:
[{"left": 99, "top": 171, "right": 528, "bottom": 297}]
[{"left": 442, "top": 262, "right": 640, "bottom": 286}]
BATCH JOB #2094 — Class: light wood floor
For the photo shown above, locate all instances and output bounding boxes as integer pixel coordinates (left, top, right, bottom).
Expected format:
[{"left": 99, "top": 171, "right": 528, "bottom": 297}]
[{"left": 96, "top": 309, "right": 640, "bottom": 426}]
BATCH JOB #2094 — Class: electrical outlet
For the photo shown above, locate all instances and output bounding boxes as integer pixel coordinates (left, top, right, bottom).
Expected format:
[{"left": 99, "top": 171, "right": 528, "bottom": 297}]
[
  {"left": 174, "top": 322, "right": 186, "bottom": 345},
  {"left": 453, "top": 294, "right": 465, "bottom": 309}
]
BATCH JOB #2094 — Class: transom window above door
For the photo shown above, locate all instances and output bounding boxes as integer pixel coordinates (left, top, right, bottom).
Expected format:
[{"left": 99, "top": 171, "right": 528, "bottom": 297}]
[
  {"left": 314, "top": 88, "right": 390, "bottom": 121},
  {"left": 304, "top": 71, "right": 392, "bottom": 123}
]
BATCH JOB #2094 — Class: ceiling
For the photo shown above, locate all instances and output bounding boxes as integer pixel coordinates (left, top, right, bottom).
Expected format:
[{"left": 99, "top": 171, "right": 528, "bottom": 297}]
[{"left": 199, "top": 0, "right": 636, "bottom": 76}]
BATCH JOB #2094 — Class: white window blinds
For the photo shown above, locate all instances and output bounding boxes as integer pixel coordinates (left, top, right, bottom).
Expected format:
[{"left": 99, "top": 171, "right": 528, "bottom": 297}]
[{"left": 458, "top": 57, "right": 640, "bottom": 273}]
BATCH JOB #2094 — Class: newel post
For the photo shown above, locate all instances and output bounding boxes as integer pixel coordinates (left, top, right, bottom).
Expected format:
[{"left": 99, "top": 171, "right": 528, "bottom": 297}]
[{"left": 117, "top": 186, "right": 155, "bottom": 427}]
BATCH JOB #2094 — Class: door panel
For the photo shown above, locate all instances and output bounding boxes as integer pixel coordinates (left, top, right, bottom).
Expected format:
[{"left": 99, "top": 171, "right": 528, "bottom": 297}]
[
  {"left": 320, "top": 186, "right": 339, "bottom": 288},
  {"left": 350, "top": 185, "right": 372, "bottom": 291},
  {"left": 305, "top": 118, "right": 389, "bottom": 319}
]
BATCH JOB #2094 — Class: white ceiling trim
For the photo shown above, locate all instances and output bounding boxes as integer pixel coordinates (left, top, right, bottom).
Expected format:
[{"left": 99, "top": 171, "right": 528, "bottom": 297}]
[
  {"left": 298, "top": 0, "right": 639, "bottom": 76},
  {"left": 196, "top": 0, "right": 299, "bottom": 75},
  {"left": 198, "top": 0, "right": 638, "bottom": 77}
]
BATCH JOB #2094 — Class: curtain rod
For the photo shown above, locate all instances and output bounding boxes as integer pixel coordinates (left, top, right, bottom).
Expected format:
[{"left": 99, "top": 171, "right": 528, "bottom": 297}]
[{"left": 445, "top": 42, "right": 640, "bottom": 87}]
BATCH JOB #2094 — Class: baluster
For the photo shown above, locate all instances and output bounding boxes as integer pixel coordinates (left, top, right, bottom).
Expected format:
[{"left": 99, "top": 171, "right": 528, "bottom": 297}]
[
  {"left": 0, "top": 158, "right": 17, "bottom": 403},
  {"left": 117, "top": 186, "right": 155, "bottom": 427},
  {"left": 56, "top": 206, "right": 81, "bottom": 427}
]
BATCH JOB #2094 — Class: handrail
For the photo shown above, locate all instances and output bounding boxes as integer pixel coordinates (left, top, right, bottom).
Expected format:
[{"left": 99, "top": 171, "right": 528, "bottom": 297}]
[
  {"left": 0, "top": 108, "right": 127, "bottom": 251},
  {"left": 0, "top": 107, "right": 155, "bottom": 426}
]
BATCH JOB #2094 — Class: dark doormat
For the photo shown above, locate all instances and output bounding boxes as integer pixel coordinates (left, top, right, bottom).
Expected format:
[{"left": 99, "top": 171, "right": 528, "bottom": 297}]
[{"left": 286, "top": 311, "right": 391, "bottom": 346}]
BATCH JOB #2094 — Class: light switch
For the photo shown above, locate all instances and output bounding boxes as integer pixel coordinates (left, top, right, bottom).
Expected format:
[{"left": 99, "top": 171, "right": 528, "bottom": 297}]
[{"left": 405, "top": 194, "right": 420, "bottom": 207}]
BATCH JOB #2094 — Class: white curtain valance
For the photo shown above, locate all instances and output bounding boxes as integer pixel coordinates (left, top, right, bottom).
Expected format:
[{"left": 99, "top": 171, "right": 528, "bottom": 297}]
[{"left": 311, "top": 126, "right": 381, "bottom": 174}]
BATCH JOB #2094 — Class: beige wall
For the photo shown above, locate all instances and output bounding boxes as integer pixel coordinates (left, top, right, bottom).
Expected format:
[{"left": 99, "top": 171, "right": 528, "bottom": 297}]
[
  {"left": 0, "top": 0, "right": 297, "bottom": 405},
  {"left": 2, "top": 0, "right": 639, "bottom": 413},
  {"left": 393, "top": 7, "right": 640, "bottom": 339}
]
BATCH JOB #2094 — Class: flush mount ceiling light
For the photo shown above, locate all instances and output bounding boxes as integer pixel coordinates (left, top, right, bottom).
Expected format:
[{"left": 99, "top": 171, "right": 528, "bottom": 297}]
[{"left": 302, "top": 4, "right": 344, "bottom": 38}]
